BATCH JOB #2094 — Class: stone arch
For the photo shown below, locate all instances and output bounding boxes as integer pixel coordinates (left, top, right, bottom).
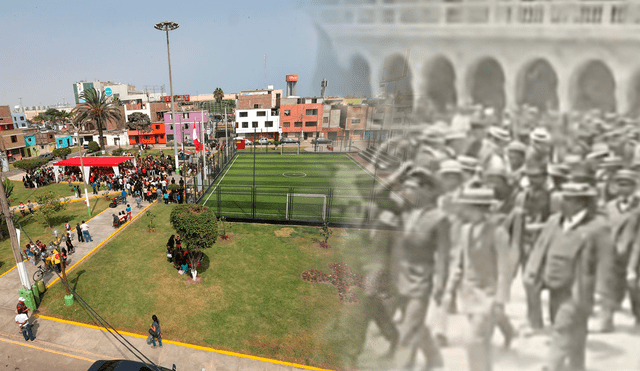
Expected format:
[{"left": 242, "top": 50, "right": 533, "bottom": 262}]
[
  {"left": 570, "top": 60, "right": 616, "bottom": 113},
  {"left": 516, "top": 58, "right": 559, "bottom": 112},
  {"left": 382, "top": 53, "right": 413, "bottom": 111},
  {"left": 626, "top": 68, "right": 640, "bottom": 117},
  {"left": 467, "top": 57, "right": 506, "bottom": 112},
  {"left": 422, "top": 56, "right": 457, "bottom": 113},
  {"left": 346, "top": 55, "right": 372, "bottom": 98}
]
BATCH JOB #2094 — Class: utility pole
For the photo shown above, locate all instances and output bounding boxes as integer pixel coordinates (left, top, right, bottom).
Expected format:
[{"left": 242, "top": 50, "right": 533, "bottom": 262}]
[
  {"left": 224, "top": 105, "right": 229, "bottom": 158},
  {"left": 0, "top": 171, "right": 31, "bottom": 291},
  {"left": 264, "top": 54, "right": 267, "bottom": 89}
]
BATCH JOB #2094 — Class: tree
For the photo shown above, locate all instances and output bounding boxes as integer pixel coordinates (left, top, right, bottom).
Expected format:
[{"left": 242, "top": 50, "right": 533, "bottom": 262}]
[
  {"left": 213, "top": 88, "right": 224, "bottom": 103},
  {"left": 126, "top": 112, "right": 152, "bottom": 146},
  {"left": 2, "top": 178, "right": 13, "bottom": 199},
  {"left": 111, "top": 96, "right": 123, "bottom": 107},
  {"left": 319, "top": 222, "right": 333, "bottom": 249},
  {"left": 36, "top": 191, "right": 66, "bottom": 228},
  {"left": 170, "top": 205, "right": 218, "bottom": 280},
  {"left": 72, "top": 87, "right": 123, "bottom": 150},
  {"left": 87, "top": 141, "right": 100, "bottom": 153},
  {"left": 52, "top": 147, "right": 72, "bottom": 159},
  {"left": 12, "top": 158, "right": 49, "bottom": 175}
]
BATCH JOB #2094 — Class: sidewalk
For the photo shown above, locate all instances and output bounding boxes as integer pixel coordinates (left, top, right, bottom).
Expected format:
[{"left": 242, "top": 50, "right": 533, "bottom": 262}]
[{"left": 0, "top": 196, "right": 152, "bottom": 309}]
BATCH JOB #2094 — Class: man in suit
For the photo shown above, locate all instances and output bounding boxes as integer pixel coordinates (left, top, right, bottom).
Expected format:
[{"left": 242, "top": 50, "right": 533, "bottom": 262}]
[
  {"left": 443, "top": 187, "right": 512, "bottom": 371},
  {"left": 524, "top": 182, "right": 613, "bottom": 371},
  {"left": 595, "top": 169, "right": 640, "bottom": 332}
]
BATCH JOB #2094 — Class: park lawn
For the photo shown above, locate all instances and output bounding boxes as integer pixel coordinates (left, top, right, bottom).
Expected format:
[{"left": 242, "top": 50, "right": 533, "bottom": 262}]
[
  {"left": 8, "top": 181, "right": 76, "bottom": 206},
  {"left": 39, "top": 202, "right": 371, "bottom": 369},
  {"left": 0, "top": 197, "right": 110, "bottom": 276}
]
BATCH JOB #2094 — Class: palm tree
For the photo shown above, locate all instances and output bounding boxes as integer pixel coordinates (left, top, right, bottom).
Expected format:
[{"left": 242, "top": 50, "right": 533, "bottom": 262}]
[
  {"left": 72, "top": 87, "right": 123, "bottom": 150},
  {"left": 214, "top": 87, "right": 224, "bottom": 104}
]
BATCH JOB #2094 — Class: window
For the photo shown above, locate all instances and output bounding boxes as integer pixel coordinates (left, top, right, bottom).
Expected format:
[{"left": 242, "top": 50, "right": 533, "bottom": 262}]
[
  {"left": 265, "top": 121, "right": 274, "bottom": 128},
  {"left": 167, "top": 134, "right": 174, "bottom": 141},
  {"left": 157, "top": 113, "right": 164, "bottom": 121},
  {"left": 170, "top": 125, "right": 174, "bottom": 130},
  {"left": 40, "top": 145, "right": 44, "bottom": 150},
  {"left": 253, "top": 104, "right": 260, "bottom": 109},
  {"left": 323, "top": 117, "right": 329, "bottom": 123},
  {"left": 252, "top": 122, "right": 258, "bottom": 128},
  {"left": 20, "top": 116, "right": 24, "bottom": 120},
  {"left": 182, "top": 113, "right": 189, "bottom": 119},
  {"left": 144, "top": 136, "right": 150, "bottom": 140},
  {"left": 11, "top": 136, "right": 17, "bottom": 143},
  {"left": 311, "top": 98, "right": 317, "bottom": 103},
  {"left": 305, "top": 109, "right": 318, "bottom": 116},
  {"left": 239, "top": 112, "right": 248, "bottom": 117},
  {"left": 305, "top": 121, "right": 317, "bottom": 127},
  {"left": 242, "top": 122, "right": 249, "bottom": 128},
  {"left": 351, "top": 119, "right": 361, "bottom": 124},
  {"left": 160, "top": 134, "right": 165, "bottom": 139},
  {"left": 155, "top": 125, "right": 160, "bottom": 129},
  {"left": 282, "top": 122, "right": 290, "bottom": 128},
  {"left": 294, "top": 122, "right": 303, "bottom": 128},
  {"left": 284, "top": 110, "right": 291, "bottom": 116},
  {"left": 256, "top": 111, "right": 266, "bottom": 117}
]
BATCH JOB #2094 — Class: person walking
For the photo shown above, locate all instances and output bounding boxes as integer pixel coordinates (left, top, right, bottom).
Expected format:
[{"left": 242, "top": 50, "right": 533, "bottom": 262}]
[
  {"left": 80, "top": 221, "right": 92, "bottom": 243},
  {"left": 76, "top": 223, "right": 84, "bottom": 243},
  {"left": 149, "top": 315, "right": 162, "bottom": 348},
  {"left": 126, "top": 204, "right": 132, "bottom": 221},
  {"left": 65, "top": 233, "right": 75, "bottom": 254},
  {"left": 15, "top": 312, "right": 34, "bottom": 342},
  {"left": 524, "top": 182, "right": 613, "bottom": 371},
  {"left": 27, "top": 200, "right": 34, "bottom": 215},
  {"left": 121, "top": 188, "right": 127, "bottom": 204}
]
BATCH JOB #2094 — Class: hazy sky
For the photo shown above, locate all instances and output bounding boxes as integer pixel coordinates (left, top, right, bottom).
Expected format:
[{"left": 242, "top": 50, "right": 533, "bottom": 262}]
[{"left": 0, "top": 0, "right": 318, "bottom": 108}]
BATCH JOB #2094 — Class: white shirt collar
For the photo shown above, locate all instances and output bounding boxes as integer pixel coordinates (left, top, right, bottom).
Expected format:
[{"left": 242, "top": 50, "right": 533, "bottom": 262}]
[{"left": 562, "top": 208, "right": 588, "bottom": 232}]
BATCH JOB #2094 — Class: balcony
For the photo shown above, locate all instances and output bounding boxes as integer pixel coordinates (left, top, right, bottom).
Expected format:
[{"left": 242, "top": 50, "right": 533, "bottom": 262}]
[{"left": 310, "top": 1, "right": 640, "bottom": 28}]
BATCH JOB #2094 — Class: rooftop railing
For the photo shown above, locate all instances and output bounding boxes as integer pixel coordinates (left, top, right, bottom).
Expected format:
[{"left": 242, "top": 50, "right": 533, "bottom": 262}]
[{"left": 310, "top": 0, "right": 640, "bottom": 26}]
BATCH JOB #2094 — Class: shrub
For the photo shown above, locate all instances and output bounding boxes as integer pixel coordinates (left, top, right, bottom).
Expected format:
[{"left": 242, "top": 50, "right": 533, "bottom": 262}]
[
  {"left": 52, "top": 147, "right": 72, "bottom": 159},
  {"left": 87, "top": 141, "right": 100, "bottom": 153},
  {"left": 111, "top": 148, "right": 124, "bottom": 156},
  {"left": 12, "top": 158, "right": 49, "bottom": 174}
]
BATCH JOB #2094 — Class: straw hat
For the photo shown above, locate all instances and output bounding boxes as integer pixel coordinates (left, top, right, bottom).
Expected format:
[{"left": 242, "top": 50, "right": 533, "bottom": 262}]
[
  {"left": 561, "top": 182, "right": 598, "bottom": 197},
  {"left": 454, "top": 187, "right": 496, "bottom": 205},
  {"left": 506, "top": 141, "right": 527, "bottom": 154},
  {"left": 438, "top": 160, "right": 463, "bottom": 175},
  {"left": 613, "top": 169, "right": 638, "bottom": 183},
  {"left": 488, "top": 126, "right": 511, "bottom": 143}
]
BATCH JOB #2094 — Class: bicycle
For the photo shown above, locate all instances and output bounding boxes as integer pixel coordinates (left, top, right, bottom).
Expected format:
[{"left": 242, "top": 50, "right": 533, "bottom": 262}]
[{"left": 32, "top": 262, "right": 53, "bottom": 282}]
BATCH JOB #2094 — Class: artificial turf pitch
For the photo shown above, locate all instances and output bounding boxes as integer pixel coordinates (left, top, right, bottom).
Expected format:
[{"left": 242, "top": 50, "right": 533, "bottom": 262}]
[{"left": 201, "top": 153, "right": 385, "bottom": 223}]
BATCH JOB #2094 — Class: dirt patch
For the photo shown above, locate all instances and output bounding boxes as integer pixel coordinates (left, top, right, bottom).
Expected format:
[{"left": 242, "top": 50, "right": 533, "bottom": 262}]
[
  {"left": 185, "top": 276, "right": 203, "bottom": 285},
  {"left": 274, "top": 227, "right": 295, "bottom": 238}
]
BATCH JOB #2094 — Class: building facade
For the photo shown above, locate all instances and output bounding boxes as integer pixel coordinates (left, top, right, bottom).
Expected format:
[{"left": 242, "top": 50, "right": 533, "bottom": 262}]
[
  {"left": 73, "top": 80, "right": 164, "bottom": 105},
  {"left": 237, "top": 88, "right": 282, "bottom": 110},
  {"left": 280, "top": 97, "right": 325, "bottom": 140},
  {"left": 163, "top": 111, "right": 208, "bottom": 145},
  {"left": 55, "top": 135, "right": 75, "bottom": 149},
  {"left": 0, "top": 130, "right": 26, "bottom": 161},
  {"left": 0, "top": 106, "right": 15, "bottom": 131},
  {"left": 235, "top": 109, "right": 281, "bottom": 140},
  {"left": 124, "top": 102, "right": 169, "bottom": 145},
  {"left": 11, "top": 112, "right": 28, "bottom": 129}
]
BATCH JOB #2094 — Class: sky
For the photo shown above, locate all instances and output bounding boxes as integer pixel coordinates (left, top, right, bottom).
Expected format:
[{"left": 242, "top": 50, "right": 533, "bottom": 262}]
[{"left": 0, "top": 0, "right": 319, "bottom": 109}]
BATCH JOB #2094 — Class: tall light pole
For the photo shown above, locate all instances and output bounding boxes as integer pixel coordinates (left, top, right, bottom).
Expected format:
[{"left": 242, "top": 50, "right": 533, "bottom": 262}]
[{"left": 154, "top": 21, "right": 180, "bottom": 174}]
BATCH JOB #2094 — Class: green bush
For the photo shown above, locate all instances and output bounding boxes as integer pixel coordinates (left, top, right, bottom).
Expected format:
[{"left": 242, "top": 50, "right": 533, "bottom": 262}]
[
  {"left": 170, "top": 204, "right": 218, "bottom": 250},
  {"left": 52, "top": 147, "right": 72, "bottom": 159},
  {"left": 87, "top": 141, "right": 100, "bottom": 153},
  {"left": 12, "top": 158, "right": 49, "bottom": 174},
  {"left": 111, "top": 148, "right": 124, "bottom": 156}
]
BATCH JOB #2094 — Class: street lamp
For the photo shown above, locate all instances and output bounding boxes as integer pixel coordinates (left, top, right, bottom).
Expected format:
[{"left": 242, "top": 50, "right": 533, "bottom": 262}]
[{"left": 154, "top": 21, "right": 180, "bottom": 175}]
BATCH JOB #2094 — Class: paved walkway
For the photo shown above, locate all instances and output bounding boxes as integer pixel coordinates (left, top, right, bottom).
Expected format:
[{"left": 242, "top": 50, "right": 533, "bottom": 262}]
[{"left": 0, "top": 197, "right": 318, "bottom": 371}]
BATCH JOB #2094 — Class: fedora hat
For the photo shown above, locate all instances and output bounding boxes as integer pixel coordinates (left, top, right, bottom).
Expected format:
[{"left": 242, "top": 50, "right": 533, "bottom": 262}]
[
  {"left": 506, "top": 141, "right": 527, "bottom": 154},
  {"left": 586, "top": 142, "right": 610, "bottom": 161},
  {"left": 613, "top": 169, "right": 638, "bottom": 183},
  {"left": 457, "top": 155, "right": 479, "bottom": 172},
  {"left": 568, "top": 161, "right": 596, "bottom": 184},
  {"left": 454, "top": 187, "right": 496, "bottom": 205},
  {"left": 488, "top": 126, "right": 511, "bottom": 142},
  {"left": 406, "top": 166, "right": 441, "bottom": 189},
  {"left": 530, "top": 128, "right": 551, "bottom": 143},
  {"left": 438, "top": 159, "right": 463, "bottom": 175},
  {"left": 561, "top": 182, "right": 598, "bottom": 198}
]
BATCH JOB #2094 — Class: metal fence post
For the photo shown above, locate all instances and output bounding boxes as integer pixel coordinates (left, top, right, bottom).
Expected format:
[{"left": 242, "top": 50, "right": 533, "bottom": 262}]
[{"left": 217, "top": 186, "right": 221, "bottom": 217}]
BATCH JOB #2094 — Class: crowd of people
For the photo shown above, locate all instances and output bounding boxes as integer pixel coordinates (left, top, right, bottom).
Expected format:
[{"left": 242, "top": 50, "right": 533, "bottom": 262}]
[
  {"left": 355, "top": 105, "right": 640, "bottom": 371},
  {"left": 165, "top": 234, "right": 204, "bottom": 275},
  {"left": 22, "top": 167, "right": 56, "bottom": 188}
]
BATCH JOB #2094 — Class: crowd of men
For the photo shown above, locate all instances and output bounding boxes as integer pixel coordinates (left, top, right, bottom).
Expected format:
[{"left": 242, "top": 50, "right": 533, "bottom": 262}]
[
  {"left": 358, "top": 106, "right": 640, "bottom": 371},
  {"left": 22, "top": 167, "right": 56, "bottom": 188}
]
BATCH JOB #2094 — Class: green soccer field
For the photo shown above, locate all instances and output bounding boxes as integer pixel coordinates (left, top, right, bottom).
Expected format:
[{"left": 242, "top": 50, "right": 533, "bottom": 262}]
[{"left": 201, "top": 153, "right": 386, "bottom": 223}]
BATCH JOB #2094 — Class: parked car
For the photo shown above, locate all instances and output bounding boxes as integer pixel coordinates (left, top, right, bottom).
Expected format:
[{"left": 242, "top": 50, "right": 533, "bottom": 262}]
[
  {"left": 258, "top": 138, "right": 269, "bottom": 145},
  {"left": 310, "top": 138, "right": 332, "bottom": 145},
  {"left": 87, "top": 360, "right": 175, "bottom": 371},
  {"left": 281, "top": 137, "right": 299, "bottom": 144},
  {"left": 38, "top": 153, "right": 54, "bottom": 160}
]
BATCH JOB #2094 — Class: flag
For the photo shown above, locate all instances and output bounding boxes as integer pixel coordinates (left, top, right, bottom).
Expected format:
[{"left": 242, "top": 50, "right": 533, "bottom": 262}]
[{"left": 193, "top": 123, "right": 203, "bottom": 151}]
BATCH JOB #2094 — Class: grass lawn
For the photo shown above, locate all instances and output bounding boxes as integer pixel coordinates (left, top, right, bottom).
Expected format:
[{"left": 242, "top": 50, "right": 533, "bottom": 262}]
[
  {"left": 0, "top": 197, "right": 110, "bottom": 275},
  {"left": 39, "top": 202, "right": 372, "bottom": 369},
  {"left": 237, "top": 146, "right": 300, "bottom": 153},
  {"left": 8, "top": 181, "right": 77, "bottom": 206}
]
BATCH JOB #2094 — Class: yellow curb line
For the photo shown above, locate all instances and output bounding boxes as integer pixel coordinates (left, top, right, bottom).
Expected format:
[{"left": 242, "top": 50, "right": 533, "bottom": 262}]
[
  {"left": 0, "top": 205, "right": 111, "bottom": 280},
  {"left": 35, "top": 314, "right": 334, "bottom": 371},
  {"left": 0, "top": 336, "right": 95, "bottom": 363},
  {"left": 46, "top": 201, "right": 156, "bottom": 289}
]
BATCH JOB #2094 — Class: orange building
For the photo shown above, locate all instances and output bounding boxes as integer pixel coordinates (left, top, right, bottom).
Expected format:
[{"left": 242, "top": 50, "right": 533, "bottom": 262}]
[{"left": 280, "top": 97, "right": 325, "bottom": 141}]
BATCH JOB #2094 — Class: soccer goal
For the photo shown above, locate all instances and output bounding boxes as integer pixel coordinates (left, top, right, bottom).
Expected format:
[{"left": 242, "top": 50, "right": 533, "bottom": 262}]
[
  {"left": 280, "top": 142, "right": 301, "bottom": 155},
  {"left": 286, "top": 193, "right": 327, "bottom": 221}
]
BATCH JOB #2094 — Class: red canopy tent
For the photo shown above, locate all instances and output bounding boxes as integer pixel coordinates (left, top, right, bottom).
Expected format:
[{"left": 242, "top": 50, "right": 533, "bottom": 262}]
[{"left": 52, "top": 156, "right": 135, "bottom": 183}]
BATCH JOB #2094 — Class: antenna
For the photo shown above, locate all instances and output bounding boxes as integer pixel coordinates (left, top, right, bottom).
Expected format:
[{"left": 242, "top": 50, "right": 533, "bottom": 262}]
[{"left": 264, "top": 54, "right": 267, "bottom": 89}]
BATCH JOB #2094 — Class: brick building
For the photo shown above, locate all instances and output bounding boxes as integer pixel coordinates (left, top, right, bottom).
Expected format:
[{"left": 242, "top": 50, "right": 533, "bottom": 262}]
[
  {"left": 0, "top": 130, "right": 26, "bottom": 161},
  {"left": 340, "top": 103, "right": 369, "bottom": 141},
  {"left": 237, "top": 88, "right": 282, "bottom": 110},
  {"left": 0, "top": 106, "right": 15, "bottom": 131},
  {"left": 125, "top": 102, "right": 170, "bottom": 145},
  {"left": 280, "top": 97, "right": 325, "bottom": 141}
]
